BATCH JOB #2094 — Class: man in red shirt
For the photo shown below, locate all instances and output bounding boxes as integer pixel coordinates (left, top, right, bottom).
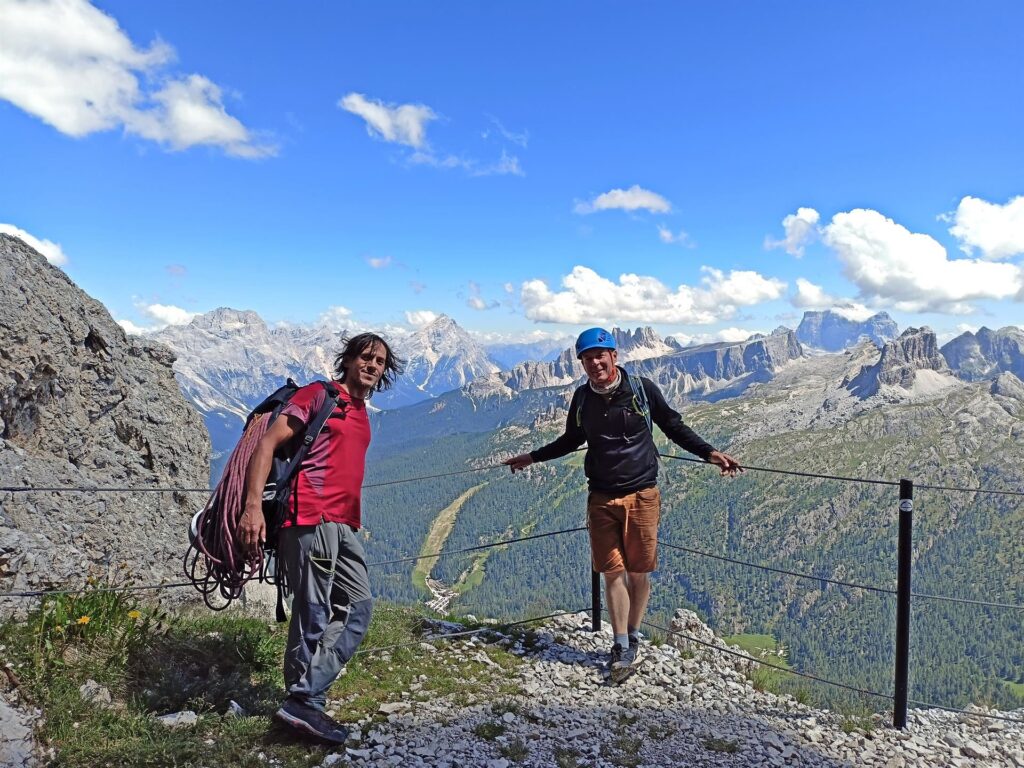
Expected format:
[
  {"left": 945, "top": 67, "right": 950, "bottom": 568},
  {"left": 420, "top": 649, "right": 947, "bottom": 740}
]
[{"left": 240, "top": 333, "right": 403, "bottom": 745}]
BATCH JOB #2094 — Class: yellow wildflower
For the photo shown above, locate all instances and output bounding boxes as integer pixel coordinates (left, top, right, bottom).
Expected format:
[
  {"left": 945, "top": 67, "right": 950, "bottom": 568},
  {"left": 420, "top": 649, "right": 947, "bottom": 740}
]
[
  {"left": 76, "top": 616, "right": 90, "bottom": 625},
  {"left": 127, "top": 610, "right": 141, "bottom": 620}
]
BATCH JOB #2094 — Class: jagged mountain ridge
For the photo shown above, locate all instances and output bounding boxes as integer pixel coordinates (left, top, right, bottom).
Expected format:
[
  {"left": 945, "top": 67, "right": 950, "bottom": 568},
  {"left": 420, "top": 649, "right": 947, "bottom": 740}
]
[
  {"left": 372, "top": 328, "right": 806, "bottom": 451},
  {"left": 0, "top": 235, "right": 209, "bottom": 608}
]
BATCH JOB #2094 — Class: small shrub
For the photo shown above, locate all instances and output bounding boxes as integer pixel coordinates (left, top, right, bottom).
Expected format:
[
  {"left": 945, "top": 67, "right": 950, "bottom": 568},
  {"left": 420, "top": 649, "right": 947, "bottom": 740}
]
[
  {"left": 703, "top": 736, "right": 739, "bottom": 753},
  {"left": 554, "top": 746, "right": 580, "bottom": 767},
  {"left": 473, "top": 720, "right": 506, "bottom": 740},
  {"left": 499, "top": 736, "right": 529, "bottom": 762}
]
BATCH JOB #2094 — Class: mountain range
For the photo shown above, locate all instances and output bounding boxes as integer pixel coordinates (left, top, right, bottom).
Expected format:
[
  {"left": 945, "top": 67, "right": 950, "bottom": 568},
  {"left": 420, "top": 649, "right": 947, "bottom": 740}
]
[{"left": 4, "top": 233, "right": 1024, "bottom": 716}]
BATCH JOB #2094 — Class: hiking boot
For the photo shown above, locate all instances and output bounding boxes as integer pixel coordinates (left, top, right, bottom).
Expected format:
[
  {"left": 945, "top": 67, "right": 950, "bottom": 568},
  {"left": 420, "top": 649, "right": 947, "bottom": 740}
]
[
  {"left": 608, "top": 641, "right": 624, "bottom": 669},
  {"left": 628, "top": 634, "right": 642, "bottom": 667},
  {"left": 610, "top": 637, "right": 640, "bottom": 684},
  {"left": 274, "top": 697, "right": 349, "bottom": 744}
]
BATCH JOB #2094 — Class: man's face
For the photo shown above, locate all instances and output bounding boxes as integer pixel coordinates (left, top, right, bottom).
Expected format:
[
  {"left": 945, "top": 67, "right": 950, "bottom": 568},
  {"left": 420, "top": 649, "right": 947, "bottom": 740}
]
[
  {"left": 579, "top": 348, "right": 618, "bottom": 387},
  {"left": 343, "top": 342, "right": 387, "bottom": 391}
]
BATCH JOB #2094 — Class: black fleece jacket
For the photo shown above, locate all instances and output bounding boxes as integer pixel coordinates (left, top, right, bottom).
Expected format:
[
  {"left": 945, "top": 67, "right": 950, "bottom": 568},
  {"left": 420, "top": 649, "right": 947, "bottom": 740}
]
[{"left": 530, "top": 368, "right": 716, "bottom": 493}]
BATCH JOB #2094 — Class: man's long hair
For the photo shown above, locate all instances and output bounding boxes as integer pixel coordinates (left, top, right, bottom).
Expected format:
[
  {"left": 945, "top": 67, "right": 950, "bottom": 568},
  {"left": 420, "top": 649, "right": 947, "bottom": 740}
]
[{"left": 333, "top": 332, "right": 405, "bottom": 394}]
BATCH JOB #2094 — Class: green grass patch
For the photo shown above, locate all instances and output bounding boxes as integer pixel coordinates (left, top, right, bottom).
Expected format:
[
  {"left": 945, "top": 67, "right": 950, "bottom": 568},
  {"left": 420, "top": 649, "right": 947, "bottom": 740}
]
[
  {"left": 1003, "top": 679, "right": 1024, "bottom": 698},
  {"left": 411, "top": 483, "right": 487, "bottom": 593},
  {"left": 723, "top": 633, "right": 791, "bottom": 694},
  {"left": 0, "top": 584, "right": 523, "bottom": 767}
]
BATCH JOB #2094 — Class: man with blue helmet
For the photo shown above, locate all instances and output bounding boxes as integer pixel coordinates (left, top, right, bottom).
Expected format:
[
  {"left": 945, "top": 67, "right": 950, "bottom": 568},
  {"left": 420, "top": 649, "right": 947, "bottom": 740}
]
[{"left": 504, "top": 327, "right": 741, "bottom": 683}]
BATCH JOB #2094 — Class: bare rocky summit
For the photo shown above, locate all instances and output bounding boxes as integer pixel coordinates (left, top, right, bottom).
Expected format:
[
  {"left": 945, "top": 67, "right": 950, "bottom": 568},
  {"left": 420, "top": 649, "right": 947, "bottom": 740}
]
[{"left": 0, "top": 234, "right": 209, "bottom": 614}]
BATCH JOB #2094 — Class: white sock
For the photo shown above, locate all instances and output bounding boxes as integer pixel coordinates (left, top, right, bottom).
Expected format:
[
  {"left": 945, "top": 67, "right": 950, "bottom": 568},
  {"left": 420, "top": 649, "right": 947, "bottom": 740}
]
[{"left": 615, "top": 633, "right": 629, "bottom": 649}]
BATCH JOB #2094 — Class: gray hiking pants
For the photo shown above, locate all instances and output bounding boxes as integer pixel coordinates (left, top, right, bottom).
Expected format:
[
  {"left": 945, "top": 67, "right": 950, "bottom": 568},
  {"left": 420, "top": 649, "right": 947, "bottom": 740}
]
[{"left": 279, "top": 521, "right": 373, "bottom": 710}]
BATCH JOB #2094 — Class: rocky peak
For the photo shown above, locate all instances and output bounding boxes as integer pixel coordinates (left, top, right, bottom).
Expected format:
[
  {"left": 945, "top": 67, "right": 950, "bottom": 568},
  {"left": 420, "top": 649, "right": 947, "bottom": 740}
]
[
  {"left": 941, "top": 325, "right": 1024, "bottom": 382},
  {"left": 845, "top": 327, "right": 952, "bottom": 397},
  {"left": 188, "top": 307, "right": 267, "bottom": 335},
  {"left": 612, "top": 326, "right": 678, "bottom": 361},
  {"left": 796, "top": 310, "right": 899, "bottom": 351},
  {"left": 0, "top": 234, "right": 210, "bottom": 608}
]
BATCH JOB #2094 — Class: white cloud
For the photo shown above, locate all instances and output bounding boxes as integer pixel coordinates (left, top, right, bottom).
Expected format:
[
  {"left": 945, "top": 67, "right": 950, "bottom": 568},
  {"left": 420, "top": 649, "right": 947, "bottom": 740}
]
[
  {"left": 116, "top": 318, "right": 150, "bottom": 335},
  {"left": 467, "top": 281, "right": 498, "bottom": 311},
  {"left": 574, "top": 185, "right": 671, "bottom": 215},
  {"left": 0, "top": 0, "right": 273, "bottom": 157},
  {"left": 472, "top": 149, "right": 523, "bottom": 177},
  {"left": 128, "top": 75, "right": 276, "bottom": 158},
  {"left": 822, "top": 208, "right": 1023, "bottom": 314},
  {"left": 947, "top": 195, "right": 1024, "bottom": 260},
  {"left": 409, "top": 148, "right": 523, "bottom": 176},
  {"left": 519, "top": 265, "right": 785, "bottom": 325},
  {"left": 405, "top": 310, "right": 439, "bottom": 327},
  {"left": 0, "top": 223, "right": 67, "bottom": 265},
  {"left": 366, "top": 255, "right": 392, "bottom": 269},
  {"left": 765, "top": 207, "right": 820, "bottom": 257},
  {"left": 484, "top": 115, "right": 529, "bottom": 148},
  {"left": 657, "top": 225, "right": 693, "bottom": 247},
  {"left": 140, "top": 302, "right": 195, "bottom": 326},
  {"left": 791, "top": 279, "right": 877, "bottom": 322},
  {"left": 339, "top": 92, "right": 436, "bottom": 149},
  {"left": 318, "top": 305, "right": 353, "bottom": 329},
  {"left": 472, "top": 328, "right": 571, "bottom": 345},
  {"left": 792, "top": 278, "right": 833, "bottom": 309},
  {"left": 666, "top": 328, "right": 764, "bottom": 347}
]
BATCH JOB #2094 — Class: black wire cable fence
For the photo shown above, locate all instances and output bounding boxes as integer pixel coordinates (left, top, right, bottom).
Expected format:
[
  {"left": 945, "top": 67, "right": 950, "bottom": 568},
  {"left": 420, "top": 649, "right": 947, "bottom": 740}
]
[{"left": 2, "top": 453, "right": 1022, "bottom": 729}]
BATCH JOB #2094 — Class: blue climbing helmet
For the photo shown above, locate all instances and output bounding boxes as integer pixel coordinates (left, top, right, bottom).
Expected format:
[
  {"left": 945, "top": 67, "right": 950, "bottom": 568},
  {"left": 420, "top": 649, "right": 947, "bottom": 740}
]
[{"left": 575, "top": 327, "right": 616, "bottom": 358}]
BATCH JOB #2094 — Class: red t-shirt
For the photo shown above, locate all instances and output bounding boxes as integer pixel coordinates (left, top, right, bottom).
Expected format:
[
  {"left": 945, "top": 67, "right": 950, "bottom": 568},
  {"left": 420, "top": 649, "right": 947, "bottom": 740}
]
[{"left": 279, "top": 382, "right": 370, "bottom": 528}]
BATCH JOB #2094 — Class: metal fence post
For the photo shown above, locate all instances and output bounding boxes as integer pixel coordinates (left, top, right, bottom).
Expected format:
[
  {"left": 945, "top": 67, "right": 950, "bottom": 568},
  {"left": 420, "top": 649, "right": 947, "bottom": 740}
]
[
  {"left": 591, "top": 570, "right": 602, "bottom": 633},
  {"left": 894, "top": 478, "right": 913, "bottom": 729}
]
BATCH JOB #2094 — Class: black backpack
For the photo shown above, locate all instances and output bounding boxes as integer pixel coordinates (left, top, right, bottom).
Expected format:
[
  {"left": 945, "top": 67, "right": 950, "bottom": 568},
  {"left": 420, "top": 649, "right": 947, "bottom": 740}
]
[
  {"left": 251, "top": 379, "right": 343, "bottom": 548},
  {"left": 185, "top": 378, "right": 342, "bottom": 619}
]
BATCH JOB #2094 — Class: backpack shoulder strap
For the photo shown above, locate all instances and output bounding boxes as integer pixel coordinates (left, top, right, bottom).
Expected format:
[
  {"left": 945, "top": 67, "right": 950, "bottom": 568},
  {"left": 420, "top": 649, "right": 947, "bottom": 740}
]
[
  {"left": 628, "top": 372, "right": 652, "bottom": 432},
  {"left": 573, "top": 383, "right": 589, "bottom": 429},
  {"left": 292, "top": 381, "right": 342, "bottom": 462}
]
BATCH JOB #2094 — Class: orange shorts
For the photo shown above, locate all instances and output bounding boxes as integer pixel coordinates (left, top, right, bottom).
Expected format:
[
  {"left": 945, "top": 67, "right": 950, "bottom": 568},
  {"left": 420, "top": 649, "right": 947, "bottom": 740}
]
[{"left": 587, "top": 487, "right": 660, "bottom": 573}]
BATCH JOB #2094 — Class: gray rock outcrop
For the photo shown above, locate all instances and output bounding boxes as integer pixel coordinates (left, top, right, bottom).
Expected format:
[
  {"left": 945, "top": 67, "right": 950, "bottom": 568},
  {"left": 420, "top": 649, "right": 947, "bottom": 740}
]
[
  {"left": 796, "top": 310, "right": 899, "bottom": 351},
  {"left": 633, "top": 328, "right": 803, "bottom": 403},
  {"left": 0, "top": 234, "right": 210, "bottom": 614},
  {"left": 0, "top": 695, "right": 38, "bottom": 768},
  {"left": 845, "top": 327, "right": 951, "bottom": 397},
  {"left": 941, "top": 326, "right": 1024, "bottom": 382}
]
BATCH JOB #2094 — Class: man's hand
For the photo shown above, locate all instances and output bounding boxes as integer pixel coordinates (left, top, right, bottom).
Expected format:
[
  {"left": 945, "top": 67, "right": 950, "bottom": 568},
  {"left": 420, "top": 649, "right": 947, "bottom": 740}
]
[
  {"left": 503, "top": 453, "right": 534, "bottom": 473},
  {"left": 238, "top": 505, "right": 266, "bottom": 555},
  {"left": 708, "top": 450, "right": 743, "bottom": 477}
]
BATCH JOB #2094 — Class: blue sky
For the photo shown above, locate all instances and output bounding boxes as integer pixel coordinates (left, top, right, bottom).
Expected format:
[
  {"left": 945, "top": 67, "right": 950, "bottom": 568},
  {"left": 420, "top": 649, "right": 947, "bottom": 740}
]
[{"left": 1, "top": 0, "right": 1022, "bottom": 345}]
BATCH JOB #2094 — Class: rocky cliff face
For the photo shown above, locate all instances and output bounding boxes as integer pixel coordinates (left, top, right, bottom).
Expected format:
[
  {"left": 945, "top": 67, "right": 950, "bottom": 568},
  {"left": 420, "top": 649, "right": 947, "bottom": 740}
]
[
  {"left": 0, "top": 235, "right": 209, "bottom": 612},
  {"left": 633, "top": 327, "right": 804, "bottom": 402},
  {"left": 941, "top": 326, "right": 1024, "bottom": 382},
  {"left": 844, "top": 327, "right": 953, "bottom": 398},
  {"left": 797, "top": 310, "right": 899, "bottom": 351}
]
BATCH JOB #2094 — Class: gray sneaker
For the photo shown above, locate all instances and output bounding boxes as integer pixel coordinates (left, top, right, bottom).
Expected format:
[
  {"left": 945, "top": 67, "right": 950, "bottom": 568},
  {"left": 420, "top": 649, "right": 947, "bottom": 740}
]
[
  {"left": 610, "top": 639, "right": 639, "bottom": 684},
  {"left": 274, "top": 697, "right": 349, "bottom": 744}
]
